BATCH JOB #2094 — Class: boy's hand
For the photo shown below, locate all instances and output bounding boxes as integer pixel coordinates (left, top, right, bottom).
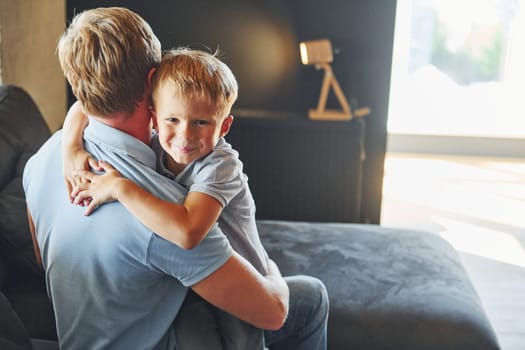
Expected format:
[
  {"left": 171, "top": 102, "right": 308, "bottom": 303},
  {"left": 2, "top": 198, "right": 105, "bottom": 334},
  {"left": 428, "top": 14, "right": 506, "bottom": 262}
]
[
  {"left": 63, "top": 147, "right": 100, "bottom": 200},
  {"left": 70, "top": 161, "right": 124, "bottom": 216}
]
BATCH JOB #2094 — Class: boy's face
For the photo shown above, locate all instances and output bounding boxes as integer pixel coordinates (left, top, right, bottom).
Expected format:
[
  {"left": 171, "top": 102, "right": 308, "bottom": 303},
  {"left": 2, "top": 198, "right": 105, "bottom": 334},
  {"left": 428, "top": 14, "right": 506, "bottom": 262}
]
[{"left": 152, "top": 83, "right": 233, "bottom": 172}]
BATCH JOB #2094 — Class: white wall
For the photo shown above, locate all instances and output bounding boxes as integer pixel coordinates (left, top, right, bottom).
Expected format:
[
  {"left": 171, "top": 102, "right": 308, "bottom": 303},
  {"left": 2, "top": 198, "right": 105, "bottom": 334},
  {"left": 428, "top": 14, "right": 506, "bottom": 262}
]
[{"left": 0, "top": 0, "right": 67, "bottom": 131}]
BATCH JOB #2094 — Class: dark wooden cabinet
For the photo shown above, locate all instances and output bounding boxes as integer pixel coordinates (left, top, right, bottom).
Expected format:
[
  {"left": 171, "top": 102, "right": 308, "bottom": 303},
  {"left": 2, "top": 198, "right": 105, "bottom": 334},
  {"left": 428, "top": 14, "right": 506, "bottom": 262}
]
[{"left": 227, "top": 116, "right": 366, "bottom": 223}]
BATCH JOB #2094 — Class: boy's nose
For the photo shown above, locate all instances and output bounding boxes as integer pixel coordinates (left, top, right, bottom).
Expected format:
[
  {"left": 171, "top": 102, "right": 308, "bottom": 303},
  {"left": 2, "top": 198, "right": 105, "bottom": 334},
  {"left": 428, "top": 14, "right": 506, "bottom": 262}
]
[{"left": 178, "top": 125, "right": 193, "bottom": 140}]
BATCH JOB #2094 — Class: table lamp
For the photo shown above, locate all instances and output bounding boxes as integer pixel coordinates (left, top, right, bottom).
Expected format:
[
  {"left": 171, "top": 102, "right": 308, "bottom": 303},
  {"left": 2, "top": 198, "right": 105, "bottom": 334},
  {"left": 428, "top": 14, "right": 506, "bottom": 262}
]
[{"left": 300, "top": 39, "right": 370, "bottom": 120}]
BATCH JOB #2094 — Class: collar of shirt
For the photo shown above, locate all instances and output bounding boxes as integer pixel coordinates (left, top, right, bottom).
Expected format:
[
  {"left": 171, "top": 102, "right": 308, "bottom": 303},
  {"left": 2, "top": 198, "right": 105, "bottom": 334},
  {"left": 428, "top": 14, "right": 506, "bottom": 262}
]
[{"left": 84, "top": 117, "right": 157, "bottom": 169}]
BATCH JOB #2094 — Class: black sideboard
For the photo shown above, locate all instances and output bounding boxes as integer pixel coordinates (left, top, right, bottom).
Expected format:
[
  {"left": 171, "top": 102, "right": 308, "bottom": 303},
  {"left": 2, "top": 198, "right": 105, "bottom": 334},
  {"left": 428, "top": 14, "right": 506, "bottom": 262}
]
[{"left": 227, "top": 115, "right": 366, "bottom": 223}]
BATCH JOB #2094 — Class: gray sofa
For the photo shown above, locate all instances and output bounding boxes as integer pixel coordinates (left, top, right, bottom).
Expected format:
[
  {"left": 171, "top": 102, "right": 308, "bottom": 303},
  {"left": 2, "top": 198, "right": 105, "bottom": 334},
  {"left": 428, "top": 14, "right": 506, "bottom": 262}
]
[
  {"left": 0, "top": 84, "right": 500, "bottom": 349},
  {"left": 0, "top": 85, "right": 57, "bottom": 349}
]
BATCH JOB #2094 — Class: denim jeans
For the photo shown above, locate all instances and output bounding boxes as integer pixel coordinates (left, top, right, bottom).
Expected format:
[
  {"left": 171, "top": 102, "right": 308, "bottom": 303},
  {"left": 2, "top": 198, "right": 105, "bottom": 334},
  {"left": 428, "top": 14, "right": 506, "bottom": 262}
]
[
  {"left": 174, "top": 275, "right": 328, "bottom": 350},
  {"left": 265, "top": 275, "right": 329, "bottom": 350},
  {"left": 173, "top": 289, "right": 265, "bottom": 350}
]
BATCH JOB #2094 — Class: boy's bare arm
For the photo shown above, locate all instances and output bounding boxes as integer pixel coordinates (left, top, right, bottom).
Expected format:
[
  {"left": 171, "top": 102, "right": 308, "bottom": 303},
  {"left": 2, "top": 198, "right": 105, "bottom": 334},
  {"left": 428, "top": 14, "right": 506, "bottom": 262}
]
[
  {"left": 71, "top": 161, "right": 222, "bottom": 249},
  {"left": 62, "top": 101, "right": 99, "bottom": 196},
  {"left": 62, "top": 101, "right": 87, "bottom": 151},
  {"left": 191, "top": 253, "right": 289, "bottom": 330}
]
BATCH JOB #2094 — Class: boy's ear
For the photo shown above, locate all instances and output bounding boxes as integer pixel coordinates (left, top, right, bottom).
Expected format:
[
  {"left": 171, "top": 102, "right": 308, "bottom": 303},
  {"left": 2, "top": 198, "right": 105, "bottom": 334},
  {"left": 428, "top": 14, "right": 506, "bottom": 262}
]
[
  {"left": 151, "top": 113, "right": 159, "bottom": 131},
  {"left": 220, "top": 115, "right": 234, "bottom": 137}
]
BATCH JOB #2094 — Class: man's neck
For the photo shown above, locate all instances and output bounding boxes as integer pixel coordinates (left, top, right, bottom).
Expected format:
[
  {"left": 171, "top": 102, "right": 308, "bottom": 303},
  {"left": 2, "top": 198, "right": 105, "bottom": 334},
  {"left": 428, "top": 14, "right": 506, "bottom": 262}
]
[{"left": 92, "top": 101, "right": 152, "bottom": 145}]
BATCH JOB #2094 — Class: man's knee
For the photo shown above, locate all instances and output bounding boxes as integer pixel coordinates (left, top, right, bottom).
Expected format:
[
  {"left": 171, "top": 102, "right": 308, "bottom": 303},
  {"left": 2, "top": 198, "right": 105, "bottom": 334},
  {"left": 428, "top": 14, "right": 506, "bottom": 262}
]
[{"left": 286, "top": 275, "right": 329, "bottom": 324}]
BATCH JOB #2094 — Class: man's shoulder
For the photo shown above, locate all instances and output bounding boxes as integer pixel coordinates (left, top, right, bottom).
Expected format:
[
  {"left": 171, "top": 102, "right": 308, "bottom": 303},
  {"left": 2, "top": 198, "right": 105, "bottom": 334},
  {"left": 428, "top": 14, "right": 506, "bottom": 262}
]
[{"left": 23, "top": 130, "right": 63, "bottom": 186}]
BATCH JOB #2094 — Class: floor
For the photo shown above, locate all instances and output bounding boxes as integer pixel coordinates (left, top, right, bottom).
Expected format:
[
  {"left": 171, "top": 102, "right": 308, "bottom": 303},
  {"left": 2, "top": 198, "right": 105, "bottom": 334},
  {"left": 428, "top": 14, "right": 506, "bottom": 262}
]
[{"left": 380, "top": 153, "right": 525, "bottom": 350}]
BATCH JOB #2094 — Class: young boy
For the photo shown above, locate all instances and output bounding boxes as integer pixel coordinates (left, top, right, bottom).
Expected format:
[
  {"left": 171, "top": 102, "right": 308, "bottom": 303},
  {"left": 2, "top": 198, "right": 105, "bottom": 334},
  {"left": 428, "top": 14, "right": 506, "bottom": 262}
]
[{"left": 63, "top": 48, "right": 269, "bottom": 348}]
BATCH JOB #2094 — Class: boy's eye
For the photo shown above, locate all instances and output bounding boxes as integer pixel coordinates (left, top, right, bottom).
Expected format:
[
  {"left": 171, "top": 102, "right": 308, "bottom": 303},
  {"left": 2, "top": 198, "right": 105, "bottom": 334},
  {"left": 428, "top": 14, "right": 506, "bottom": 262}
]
[
  {"left": 196, "top": 120, "right": 210, "bottom": 126},
  {"left": 166, "top": 117, "right": 179, "bottom": 123}
]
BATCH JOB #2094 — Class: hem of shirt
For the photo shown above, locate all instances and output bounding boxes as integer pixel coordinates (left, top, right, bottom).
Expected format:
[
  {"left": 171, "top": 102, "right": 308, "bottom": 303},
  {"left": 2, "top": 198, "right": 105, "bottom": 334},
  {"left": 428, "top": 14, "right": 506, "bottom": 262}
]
[{"left": 183, "top": 248, "right": 234, "bottom": 288}]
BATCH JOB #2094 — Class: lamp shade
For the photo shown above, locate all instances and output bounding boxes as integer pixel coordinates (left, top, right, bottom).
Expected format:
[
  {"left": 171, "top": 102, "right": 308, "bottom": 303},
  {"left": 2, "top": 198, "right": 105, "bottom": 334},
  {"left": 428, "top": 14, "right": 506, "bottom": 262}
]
[{"left": 300, "top": 39, "right": 333, "bottom": 65}]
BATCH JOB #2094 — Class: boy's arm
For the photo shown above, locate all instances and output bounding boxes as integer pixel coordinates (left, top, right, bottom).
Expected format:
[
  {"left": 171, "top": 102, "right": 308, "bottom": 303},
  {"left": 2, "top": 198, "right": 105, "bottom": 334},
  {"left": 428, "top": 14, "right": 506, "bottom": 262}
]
[
  {"left": 191, "top": 253, "right": 289, "bottom": 330},
  {"left": 71, "top": 161, "right": 222, "bottom": 249},
  {"left": 62, "top": 101, "right": 99, "bottom": 197}
]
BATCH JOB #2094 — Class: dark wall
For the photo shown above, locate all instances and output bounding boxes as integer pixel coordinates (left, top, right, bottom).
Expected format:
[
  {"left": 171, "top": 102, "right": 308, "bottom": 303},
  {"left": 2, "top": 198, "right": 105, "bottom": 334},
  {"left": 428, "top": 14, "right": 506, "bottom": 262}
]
[{"left": 66, "top": 0, "right": 396, "bottom": 224}]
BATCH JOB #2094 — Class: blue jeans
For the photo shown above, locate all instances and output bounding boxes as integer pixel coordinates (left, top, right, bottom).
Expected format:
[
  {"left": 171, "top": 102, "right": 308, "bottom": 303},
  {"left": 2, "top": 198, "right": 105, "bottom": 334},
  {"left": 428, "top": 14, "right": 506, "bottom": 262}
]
[
  {"left": 174, "top": 290, "right": 265, "bottom": 350},
  {"left": 174, "top": 275, "right": 328, "bottom": 350},
  {"left": 265, "top": 275, "right": 329, "bottom": 350}
]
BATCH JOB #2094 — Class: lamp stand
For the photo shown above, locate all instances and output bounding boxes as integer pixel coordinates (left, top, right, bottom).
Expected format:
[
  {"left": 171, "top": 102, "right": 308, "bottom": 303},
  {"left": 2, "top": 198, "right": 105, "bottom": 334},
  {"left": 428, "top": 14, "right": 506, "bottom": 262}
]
[{"left": 308, "top": 63, "right": 370, "bottom": 121}]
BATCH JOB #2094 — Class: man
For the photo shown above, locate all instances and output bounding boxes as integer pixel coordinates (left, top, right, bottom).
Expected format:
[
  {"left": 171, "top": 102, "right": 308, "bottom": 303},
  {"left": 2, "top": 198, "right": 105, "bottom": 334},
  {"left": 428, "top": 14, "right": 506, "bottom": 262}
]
[{"left": 23, "top": 7, "right": 328, "bottom": 350}]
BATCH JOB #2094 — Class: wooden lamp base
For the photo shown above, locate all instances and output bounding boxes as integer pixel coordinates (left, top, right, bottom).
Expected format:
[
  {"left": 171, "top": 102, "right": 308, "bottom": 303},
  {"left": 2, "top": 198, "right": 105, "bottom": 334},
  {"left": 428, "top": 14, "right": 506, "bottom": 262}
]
[
  {"left": 309, "top": 63, "right": 370, "bottom": 121},
  {"left": 308, "top": 109, "right": 351, "bottom": 121}
]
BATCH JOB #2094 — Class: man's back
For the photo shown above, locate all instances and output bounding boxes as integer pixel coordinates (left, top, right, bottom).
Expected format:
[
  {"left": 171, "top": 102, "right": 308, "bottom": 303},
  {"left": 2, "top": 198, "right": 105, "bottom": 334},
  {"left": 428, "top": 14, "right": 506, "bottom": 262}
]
[{"left": 23, "top": 120, "right": 233, "bottom": 349}]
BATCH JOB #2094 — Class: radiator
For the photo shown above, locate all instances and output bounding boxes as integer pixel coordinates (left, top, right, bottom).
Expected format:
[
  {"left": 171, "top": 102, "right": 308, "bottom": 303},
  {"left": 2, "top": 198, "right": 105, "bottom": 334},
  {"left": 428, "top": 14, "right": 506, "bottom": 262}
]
[{"left": 227, "top": 115, "right": 365, "bottom": 223}]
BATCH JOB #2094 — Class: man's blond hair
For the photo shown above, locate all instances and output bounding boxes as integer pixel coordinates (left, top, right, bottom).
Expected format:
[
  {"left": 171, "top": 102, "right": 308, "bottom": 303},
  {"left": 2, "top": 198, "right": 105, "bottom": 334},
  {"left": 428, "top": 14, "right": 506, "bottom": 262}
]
[
  {"left": 57, "top": 7, "right": 161, "bottom": 117},
  {"left": 152, "top": 48, "right": 238, "bottom": 118}
]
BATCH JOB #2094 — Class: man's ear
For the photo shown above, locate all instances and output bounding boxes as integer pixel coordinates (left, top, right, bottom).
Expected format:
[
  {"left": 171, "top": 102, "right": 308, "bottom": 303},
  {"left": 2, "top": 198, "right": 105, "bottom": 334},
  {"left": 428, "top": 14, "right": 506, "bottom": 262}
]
[
  {"left": 147, "top": 67, "right": 157, "bottom": 87},
  {"left": 144, "top": 67, "right": 157, "bottom": 107},
  {"left": 220, "top": 115, "right": 234, "bottom": 137}
]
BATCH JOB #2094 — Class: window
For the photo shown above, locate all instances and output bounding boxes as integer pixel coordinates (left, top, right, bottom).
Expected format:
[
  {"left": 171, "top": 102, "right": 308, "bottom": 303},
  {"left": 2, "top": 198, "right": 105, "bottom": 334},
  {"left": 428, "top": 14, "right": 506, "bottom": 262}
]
[{"left": 389, "top": 0, "right": 525, "bottom": 139}]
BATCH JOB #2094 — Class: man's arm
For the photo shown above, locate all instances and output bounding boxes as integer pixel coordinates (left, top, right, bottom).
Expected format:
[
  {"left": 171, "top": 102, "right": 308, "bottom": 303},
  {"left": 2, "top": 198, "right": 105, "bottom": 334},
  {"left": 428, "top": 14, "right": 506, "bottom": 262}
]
[
  {"left": 191, "top": 253, "right": 289, "bottom": 331},
  {"left": 26, "top": 207, "right": 42, "bottom": 267}
]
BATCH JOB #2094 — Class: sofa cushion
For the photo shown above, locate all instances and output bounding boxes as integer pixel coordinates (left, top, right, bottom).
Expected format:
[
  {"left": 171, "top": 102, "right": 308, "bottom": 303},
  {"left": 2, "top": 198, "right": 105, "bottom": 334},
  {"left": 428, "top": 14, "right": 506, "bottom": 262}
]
[
  {"left": 0, "top": 258, "right": 6, "bottom": 291},
  {"left": 0, "top": 177, "right": 43, "bottom": 279},
  {"left": 0, "top": 132, "right": 19, "bottom": 189},
  {"left": 0, "top": 85, "right": 50, "bottom": 278},
  {"left": 0, "top": 85, "right": 50, "bottom": 151},
  {"left": 5, "top": 282, "right": 57, "bottom": 341},
  {"left": 258, "top": 220, "right": 500, "bottom": 350},
  {"left": 0, "top": 292, "right": 32, "bottom": 350}
]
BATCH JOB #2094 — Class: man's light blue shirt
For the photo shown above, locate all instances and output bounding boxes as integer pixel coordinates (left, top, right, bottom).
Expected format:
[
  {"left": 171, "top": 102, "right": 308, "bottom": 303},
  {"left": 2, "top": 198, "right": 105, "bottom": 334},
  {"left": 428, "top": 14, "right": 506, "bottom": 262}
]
[{"left": 23, "top": 118, "right": 233, "bottom": 349}]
